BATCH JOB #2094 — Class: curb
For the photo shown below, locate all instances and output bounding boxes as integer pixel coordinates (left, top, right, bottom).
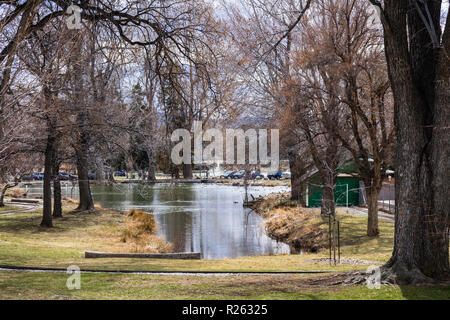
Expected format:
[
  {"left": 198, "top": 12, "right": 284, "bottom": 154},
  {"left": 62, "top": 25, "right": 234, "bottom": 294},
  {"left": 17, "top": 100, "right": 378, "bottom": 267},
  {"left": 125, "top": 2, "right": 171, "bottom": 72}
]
[{"left": 0, "top": 265, "right": 332, "bottom": 275}]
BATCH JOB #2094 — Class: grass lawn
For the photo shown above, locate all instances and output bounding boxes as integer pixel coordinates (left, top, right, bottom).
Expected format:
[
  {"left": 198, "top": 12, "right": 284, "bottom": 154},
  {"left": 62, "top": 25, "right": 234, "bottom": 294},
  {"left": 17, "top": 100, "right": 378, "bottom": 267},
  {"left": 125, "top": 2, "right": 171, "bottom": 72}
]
[
  {"left": 0, "top": 203, "right": 448, "bottom": 299},
  {"left": 0, "top": 271, "right": 448, "bottom": 300},
  {"left": 0, "top": 205, "right": 393, "bottom": 272},
  {"left": 0, "top": 205, "right": 21, "bottom": 213}
]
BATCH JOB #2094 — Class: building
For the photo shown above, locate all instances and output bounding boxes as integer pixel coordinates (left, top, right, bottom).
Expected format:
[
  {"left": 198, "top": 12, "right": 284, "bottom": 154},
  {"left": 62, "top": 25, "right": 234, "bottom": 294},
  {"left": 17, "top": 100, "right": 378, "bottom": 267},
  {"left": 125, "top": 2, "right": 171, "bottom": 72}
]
[{"left": 303, "top": 173, "right": 361, "bottom": 208}]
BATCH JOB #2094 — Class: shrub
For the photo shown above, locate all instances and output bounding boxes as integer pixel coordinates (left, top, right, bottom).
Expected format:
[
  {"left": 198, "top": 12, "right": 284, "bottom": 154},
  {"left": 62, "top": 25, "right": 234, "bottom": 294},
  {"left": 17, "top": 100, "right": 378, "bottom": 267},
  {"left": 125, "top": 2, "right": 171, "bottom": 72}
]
[
  {"left": 121, "top": 209, "right": 173, "bottom": 253},
  {"left": 263, "top": 207, "right": 327, "bottom": 253},
  {"left": 11, "top": 189, "right": 26, "bottom": 198}
]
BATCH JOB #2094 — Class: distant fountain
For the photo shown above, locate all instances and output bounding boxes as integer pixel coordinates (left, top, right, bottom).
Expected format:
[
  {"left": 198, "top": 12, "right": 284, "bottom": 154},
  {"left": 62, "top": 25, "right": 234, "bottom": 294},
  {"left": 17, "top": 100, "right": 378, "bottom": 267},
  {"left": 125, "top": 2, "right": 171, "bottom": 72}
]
[{"left": 208, "top": 160, "right": 224, "bottom": 178}]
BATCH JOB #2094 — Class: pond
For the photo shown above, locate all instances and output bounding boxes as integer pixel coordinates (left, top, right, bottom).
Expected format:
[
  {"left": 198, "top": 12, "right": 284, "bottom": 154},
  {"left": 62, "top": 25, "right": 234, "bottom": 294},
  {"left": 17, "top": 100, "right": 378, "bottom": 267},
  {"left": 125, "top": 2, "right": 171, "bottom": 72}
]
[{"left": 22, "top": 183, "right": 291, "bottom": 259}]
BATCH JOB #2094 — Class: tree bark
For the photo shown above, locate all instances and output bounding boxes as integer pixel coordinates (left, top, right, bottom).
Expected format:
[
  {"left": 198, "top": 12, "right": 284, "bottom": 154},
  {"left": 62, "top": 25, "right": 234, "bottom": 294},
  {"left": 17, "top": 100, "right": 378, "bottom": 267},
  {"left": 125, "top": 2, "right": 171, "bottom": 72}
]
[
  {"left": 429, "top": 28, "right": 450, "bottom": 279},
  {"left": 147, "top": 149, "right": 156, "bottom": 181},
  {"left": 76, "top": 144, "right": 94, "bottom": 211},
  {"left": 321, "top": 172, "right": 336, "bottom": 217},
  {"left": 52, "top": 160, "right": 62, "bottom": 218},
  {"left": 374, "top": 0, "right": 449, "bottom": 283},
  {"left": 366, "top": 187, "right": 380, "bottom": 237},
  {"left": 183, "top": 163, "right": 193, "bottom": 179},
  {"left": 289, "top": 153, "right": 307, "bottom": 205},
  {"left": 41, "top": 134, "right": 54, "bottom": 227}
]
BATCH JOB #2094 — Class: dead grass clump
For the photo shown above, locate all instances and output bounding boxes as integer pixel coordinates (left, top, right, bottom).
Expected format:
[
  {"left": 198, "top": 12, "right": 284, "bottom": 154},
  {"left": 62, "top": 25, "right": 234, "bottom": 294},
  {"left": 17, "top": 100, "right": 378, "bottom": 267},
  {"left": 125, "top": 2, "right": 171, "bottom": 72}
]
[
  {"left": 253, "top": 192, "right": 292, "bottom": 214},
  {"left": 94, "top": 203, "right": 104, "bottom": 210},
  {"left": 121, "top": 209, "right": 173, "bottom": 253},
  {"left": 11, "top": 188, "right": 26, "bottom": 198},
  {"left": 263, "top": 207, "right": 327, "bottom": 253},
  {"left": 63, "top": 197, "right": 79, "bottom": 204}
]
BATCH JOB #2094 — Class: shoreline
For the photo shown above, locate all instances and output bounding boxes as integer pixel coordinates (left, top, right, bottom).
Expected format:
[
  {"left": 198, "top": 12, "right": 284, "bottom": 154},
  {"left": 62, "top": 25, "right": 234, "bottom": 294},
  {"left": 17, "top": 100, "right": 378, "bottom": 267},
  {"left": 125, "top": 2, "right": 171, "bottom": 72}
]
[{"left": 17, "top": 178, "right": 291, "bottom": 187}]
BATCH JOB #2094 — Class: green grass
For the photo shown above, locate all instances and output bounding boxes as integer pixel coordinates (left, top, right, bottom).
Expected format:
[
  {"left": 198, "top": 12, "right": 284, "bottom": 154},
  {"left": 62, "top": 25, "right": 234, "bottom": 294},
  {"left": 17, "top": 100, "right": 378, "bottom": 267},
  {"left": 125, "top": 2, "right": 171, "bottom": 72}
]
[
  {"left": 0, "top": 271, "right": 448, "bottom": 300},
  {"left": 0, "top": 205, "right": 20, "bottom": 213},
  {"left": 0, "top": 205, "right": 448, "bottom": 300},
  {"left": 0, "top": 207, "right": 394, "bottom": 272}
]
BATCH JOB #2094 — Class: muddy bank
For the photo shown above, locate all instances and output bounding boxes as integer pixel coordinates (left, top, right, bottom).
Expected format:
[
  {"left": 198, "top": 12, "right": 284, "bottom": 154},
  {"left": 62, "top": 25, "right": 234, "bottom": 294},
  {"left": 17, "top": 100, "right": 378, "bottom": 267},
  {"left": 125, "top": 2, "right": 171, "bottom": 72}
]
[{"left": 249, "top": 193, "right": 328, "bottom": 254}]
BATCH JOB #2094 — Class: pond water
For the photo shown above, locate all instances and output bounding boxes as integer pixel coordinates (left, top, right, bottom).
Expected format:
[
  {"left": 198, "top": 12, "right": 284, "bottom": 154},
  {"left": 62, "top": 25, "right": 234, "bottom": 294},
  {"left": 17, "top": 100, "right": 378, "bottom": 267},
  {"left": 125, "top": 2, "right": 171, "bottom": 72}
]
[{"left": 22, "top": 183, "right": 291, "bottom": 259}]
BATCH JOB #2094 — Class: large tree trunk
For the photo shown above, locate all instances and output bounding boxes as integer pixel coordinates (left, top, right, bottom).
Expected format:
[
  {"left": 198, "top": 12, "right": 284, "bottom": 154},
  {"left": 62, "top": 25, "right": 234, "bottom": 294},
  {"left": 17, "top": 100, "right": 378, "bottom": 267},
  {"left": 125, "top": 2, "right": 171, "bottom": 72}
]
[
  {"left": 375, "top": 0, "right": 449, "bottom": 283},
  {"left": 429, "top": 25, "right": 450, "bottom": 279},
  {"left": 76, "top": 144, "right": 94, "bottom": 211},
  {"left": 52, "top": 160, "right": 62, "bottom": 218},
  {"left": 71, "top": 31, "right": 94, "bottom": 212},
  {"left": 41, "top": 134, "right": 54, "bottom": 227},
  {"left": 366, "top": 187, "right": 380, "bottom": 237},
  {"left": 182, "top": 163, "right": 193, "bottom": 180}
]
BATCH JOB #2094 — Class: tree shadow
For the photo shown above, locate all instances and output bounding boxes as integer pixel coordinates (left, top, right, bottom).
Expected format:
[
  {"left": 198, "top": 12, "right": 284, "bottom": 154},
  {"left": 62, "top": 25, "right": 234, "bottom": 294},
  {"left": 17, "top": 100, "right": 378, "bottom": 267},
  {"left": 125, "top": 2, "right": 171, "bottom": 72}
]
[
  {"left": 398, "top": 283, "right": 450, "bottom": 300},
  {"left": 0, "top": 209, "right": 104, "bottom": 235}
]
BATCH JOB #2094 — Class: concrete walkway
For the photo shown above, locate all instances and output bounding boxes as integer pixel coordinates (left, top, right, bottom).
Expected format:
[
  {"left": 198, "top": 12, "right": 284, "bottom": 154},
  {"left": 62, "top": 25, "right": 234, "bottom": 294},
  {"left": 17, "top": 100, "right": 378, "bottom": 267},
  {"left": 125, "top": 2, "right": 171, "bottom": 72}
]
[
  {"left": 343, "top": 207, "right": 394, "bottom": 222},
  {"left": 0, "top": 265, "right": 330, "bottom": 276},
  {"left": 0, "top": 202, "right": 41, "bottom": 216}
]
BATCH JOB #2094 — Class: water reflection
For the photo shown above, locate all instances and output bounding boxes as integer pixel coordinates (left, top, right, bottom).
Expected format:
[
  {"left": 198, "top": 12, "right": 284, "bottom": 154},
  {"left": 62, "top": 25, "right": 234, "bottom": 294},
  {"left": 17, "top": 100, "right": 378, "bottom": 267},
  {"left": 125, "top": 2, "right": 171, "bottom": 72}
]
[{"left": 21, "top": 183, "right": 290, "bottom": 259}]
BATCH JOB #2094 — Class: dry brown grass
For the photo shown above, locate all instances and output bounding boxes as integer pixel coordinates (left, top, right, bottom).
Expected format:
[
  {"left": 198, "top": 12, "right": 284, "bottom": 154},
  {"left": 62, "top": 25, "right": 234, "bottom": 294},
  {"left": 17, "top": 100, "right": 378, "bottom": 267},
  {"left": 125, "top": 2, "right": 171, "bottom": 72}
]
[
  {"left": 62, "top": 197, "right": 79, "bottom": 204},
  {"left": 121, "top": 209, "right": 173, "bottom": 253},
  {"left": 10, "top": 189, "right": 26, "bottom": 198},
  {"left": 262, "top": 207, "right": 328, "bottom": 253},
  {"left": 252, "top": 192, "right": 293, "bottom": 213}
]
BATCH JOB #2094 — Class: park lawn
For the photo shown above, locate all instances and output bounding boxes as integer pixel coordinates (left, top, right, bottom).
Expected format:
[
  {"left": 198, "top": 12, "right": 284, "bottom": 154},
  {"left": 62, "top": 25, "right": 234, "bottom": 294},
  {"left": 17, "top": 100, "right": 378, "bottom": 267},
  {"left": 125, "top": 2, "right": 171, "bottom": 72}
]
[
  {"left": 0, "top": 271, "right": 449, "bottom": 300},
  {"left": 0, "top": 205, "right": 21, "bottom": 213},
  {"left": 0, "top": 204, "right": 394, "bottom": 272},
  {"left": 0, "top": 205, "right": 449, "bottom": 300}
]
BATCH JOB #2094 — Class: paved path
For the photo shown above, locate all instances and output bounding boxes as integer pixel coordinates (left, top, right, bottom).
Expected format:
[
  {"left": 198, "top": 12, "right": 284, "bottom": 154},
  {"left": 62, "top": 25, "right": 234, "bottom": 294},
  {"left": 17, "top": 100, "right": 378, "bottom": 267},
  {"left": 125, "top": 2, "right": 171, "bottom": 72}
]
[
  {"left": 343, "top": 207, "right": 394, "bottom": 222},
  {"left": 0, "top": 265, "right": 330, "bottom": 276},
  {"left": 0, "top": 202, "right": 41, "bottom": 215}
]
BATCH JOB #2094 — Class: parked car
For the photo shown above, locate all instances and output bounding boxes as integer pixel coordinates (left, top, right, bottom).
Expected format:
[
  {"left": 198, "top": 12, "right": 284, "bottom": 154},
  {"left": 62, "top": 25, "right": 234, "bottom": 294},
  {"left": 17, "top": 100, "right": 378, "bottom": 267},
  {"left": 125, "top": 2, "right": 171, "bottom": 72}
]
[
  {"left": 230, "top": 170, "right": 245, "bottom": 179},
  {"left": 88, "top": 173, "right": 96, "bottom": 180},
  {"left": 114, "top": 170, "right": 127, "bottom": 177},
  {"left": 58, "top": 172, "right": 69, "bottom": 180},
  {"left": 22, "top": 174, "right": 33, "bottom": 181},
  {"left": 281, "top": 171, "right": 291, "bottom": 179},
  {"left": 267, "top": 171, "right": 283, "bottom": 180},
  {"left": 32, "top": 172, "right": 44, "bottom": 181},
  {"left": 58, "top": 171, "right": 77, "bottom": 181},
  {"left": 250, "top": 171, "right": 264, "bottom": 180},
  {"left": 220, "top": 171, "right": 235, "bottom": 179}
]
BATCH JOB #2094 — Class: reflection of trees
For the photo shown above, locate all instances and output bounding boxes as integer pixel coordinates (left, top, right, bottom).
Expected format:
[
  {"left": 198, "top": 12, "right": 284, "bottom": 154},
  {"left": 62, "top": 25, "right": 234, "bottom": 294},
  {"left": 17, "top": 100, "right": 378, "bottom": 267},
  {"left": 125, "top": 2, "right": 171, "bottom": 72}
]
[
  {"left": 133, "top": 184, "right": 155, "bottom": 203},
  {"left": 158, "top": 210, "right": 193, "bottom": 252},
  {"left": 156, "top": 183, "right": 195, "bottom": 202},
  {"left": 153, "top": 183, "right": 197, "bottom": 252}
]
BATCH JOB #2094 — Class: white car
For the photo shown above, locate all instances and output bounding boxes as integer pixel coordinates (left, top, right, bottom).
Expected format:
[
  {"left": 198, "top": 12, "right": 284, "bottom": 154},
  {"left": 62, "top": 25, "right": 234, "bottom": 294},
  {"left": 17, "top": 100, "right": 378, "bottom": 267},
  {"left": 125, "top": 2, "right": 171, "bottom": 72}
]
[{"left": 281, "top": 171, "right": 291, "bottom": 179}]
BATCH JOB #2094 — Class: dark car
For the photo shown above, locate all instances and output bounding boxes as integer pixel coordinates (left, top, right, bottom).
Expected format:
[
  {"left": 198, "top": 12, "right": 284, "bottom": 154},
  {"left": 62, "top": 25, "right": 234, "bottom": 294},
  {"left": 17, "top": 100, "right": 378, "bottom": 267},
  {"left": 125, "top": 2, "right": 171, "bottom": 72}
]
[
  {"left": 58, "top": 171, "right": 70, "bottom": 180},
  {"left": 58, "top": 171, "right": 77, "bottom": 181},
  {"left": 267, "top": 171, "right": 282, "bottom": 180},
  {"left": 220, "top": 171, "right": 235, "bottom": 179},
  {"left": 22, "top": 174, "right": 33, "bottom": 181},
  {"left": 88, "top": 173, "right": 96, "bottom": 180},
  {"left": 114, "top": 170, "right": 127, "bottom": 177},
  {"left": 33, "top": 172, "right": 44, "bottom": 181},
  {"left": 230, "top": 170, "right": 245, "bottom": 179},
  {"left": 250, "top": 171, "right": 264, "bottom": 180}
]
